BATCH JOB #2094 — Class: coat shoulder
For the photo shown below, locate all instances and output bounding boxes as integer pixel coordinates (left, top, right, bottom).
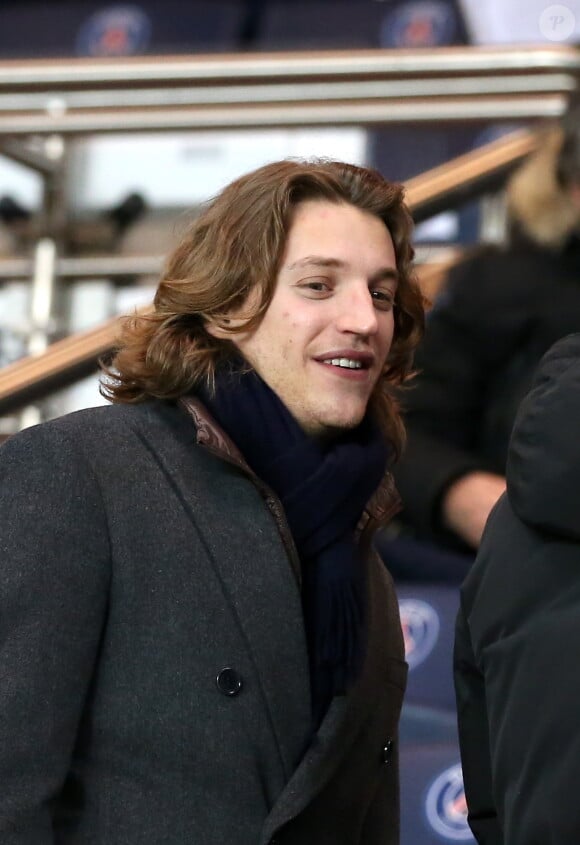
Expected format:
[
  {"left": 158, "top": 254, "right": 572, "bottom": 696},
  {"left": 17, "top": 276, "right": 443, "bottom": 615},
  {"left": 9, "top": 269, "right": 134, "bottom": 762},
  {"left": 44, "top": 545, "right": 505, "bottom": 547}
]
[{"left": 1, "top": 401, "right": 191, "bottom": 455}]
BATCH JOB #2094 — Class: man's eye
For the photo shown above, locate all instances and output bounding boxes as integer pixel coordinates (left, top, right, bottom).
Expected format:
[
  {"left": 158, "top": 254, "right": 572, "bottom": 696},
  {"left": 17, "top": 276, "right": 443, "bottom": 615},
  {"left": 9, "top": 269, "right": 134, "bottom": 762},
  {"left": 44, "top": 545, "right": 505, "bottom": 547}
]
[
  {"left": 301, "top": 280, "right": 331, "bottom": 293},
  {"left": 371, "top": 290, "right": 396, "bottom": 309}
]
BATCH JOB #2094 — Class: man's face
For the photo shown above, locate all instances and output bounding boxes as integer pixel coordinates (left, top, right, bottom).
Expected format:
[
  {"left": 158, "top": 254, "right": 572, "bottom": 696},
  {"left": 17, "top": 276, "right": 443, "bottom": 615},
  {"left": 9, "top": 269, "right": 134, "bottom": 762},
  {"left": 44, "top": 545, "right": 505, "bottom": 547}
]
[{"left": 218, "top": 200, "right": 398, "bottom": 437}]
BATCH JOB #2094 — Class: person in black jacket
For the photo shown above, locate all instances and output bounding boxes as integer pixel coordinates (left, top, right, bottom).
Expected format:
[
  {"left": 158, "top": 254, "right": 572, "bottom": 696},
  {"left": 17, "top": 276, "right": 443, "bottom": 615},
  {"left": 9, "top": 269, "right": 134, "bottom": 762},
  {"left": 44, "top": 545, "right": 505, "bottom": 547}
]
[
  {"left": 454, "top": 332, "right": 580, "bottom": 844},
  {"left": 381, "top": 108, "right": 580, "bottom": 580}
]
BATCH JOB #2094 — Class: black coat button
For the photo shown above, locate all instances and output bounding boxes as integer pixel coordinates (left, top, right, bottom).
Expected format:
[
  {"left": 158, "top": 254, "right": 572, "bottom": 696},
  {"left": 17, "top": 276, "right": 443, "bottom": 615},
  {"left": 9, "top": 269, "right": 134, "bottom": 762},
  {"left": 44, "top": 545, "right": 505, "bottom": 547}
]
[
  {"left": 382, "top": 739, "right": 394, "bottom": 764},
  {"left": 216, "top": 667, "right": 243, "bottom": 697}
]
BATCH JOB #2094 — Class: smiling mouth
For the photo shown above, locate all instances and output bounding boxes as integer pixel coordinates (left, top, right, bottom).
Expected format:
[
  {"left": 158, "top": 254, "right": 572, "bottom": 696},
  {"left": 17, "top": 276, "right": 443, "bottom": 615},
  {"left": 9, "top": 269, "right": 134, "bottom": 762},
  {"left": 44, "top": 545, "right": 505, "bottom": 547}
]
[{"left": 321, "top": 357, "right": 365, "bottom": 369}]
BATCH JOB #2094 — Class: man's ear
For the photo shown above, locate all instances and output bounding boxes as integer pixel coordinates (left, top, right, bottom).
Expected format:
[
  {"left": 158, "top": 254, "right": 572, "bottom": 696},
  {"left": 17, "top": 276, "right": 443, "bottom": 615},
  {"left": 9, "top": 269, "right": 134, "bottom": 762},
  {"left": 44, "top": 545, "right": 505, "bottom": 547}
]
[
  {"left": 205, "top": 317, "right": 231, "bottom": 340},
  {"left": 206, "top": 306, "right": 255, "bottom": 339},
  {"left": 205, "top": 286, "right": 262, "bottom": 340}
]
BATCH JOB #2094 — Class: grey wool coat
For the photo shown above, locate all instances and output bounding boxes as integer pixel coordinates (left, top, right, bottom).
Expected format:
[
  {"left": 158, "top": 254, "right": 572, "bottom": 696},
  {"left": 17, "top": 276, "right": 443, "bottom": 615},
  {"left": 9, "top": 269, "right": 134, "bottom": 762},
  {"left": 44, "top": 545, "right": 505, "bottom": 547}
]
[{"left": 0, "top": 397, "right": 407, "bottom": 845}]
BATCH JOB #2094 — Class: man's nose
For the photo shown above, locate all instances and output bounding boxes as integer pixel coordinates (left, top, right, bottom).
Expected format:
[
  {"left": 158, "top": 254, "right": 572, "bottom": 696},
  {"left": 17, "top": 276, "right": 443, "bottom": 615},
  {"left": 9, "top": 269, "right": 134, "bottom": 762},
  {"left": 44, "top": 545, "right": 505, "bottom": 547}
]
[{"left": 335, "top": 286, "right": 379, "bottom": 336}]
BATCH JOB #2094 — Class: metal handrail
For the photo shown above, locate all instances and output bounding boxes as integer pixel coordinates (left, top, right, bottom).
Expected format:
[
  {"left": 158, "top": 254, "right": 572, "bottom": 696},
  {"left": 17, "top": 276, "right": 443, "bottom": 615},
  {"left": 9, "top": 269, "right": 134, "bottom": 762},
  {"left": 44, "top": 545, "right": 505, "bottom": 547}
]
[
  {"left": 0, "top": 127, "right": 538, "bottom": 415},
  {"left": 0, "top": 95, "right": 567, "bottom": 135},
  {"left": 0, "top": 255, "right": 163, "bottom": 281},
  {"left": 0, "top": 46, "right": 578, "bottom": 135},
  {"left": 1, "top": 46, "right": 579, "bottom": 89},
  {"left": 0, "top": 74, "right": 574, "bottom": 113}
]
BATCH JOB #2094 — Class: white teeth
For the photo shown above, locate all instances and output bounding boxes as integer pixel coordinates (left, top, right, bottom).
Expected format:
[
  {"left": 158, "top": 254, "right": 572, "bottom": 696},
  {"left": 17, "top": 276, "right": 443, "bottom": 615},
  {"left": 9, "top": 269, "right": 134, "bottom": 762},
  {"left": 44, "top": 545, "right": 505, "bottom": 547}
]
[{"left": 322, "top": 358, "right": 363, "bottom": 369}]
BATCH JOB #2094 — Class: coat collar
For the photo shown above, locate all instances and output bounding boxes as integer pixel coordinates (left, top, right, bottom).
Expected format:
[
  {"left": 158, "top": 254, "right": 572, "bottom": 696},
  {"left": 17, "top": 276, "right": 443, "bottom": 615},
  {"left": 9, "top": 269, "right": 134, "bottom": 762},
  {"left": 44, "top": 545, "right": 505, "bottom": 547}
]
[
  {"left": 180, "top": 395, "right": 247, "bottom": 465},
  {"left": 179, "top": 395, "right": 303, "bottom": 583}
]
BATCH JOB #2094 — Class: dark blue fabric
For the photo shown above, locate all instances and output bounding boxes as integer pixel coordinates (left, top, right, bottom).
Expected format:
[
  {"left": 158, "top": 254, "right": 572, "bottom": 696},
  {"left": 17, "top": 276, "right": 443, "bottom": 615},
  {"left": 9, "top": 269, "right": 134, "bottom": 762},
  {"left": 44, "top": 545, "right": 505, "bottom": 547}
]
[{"left": 198, "top": 361, "right": 389, "bottom": 726}]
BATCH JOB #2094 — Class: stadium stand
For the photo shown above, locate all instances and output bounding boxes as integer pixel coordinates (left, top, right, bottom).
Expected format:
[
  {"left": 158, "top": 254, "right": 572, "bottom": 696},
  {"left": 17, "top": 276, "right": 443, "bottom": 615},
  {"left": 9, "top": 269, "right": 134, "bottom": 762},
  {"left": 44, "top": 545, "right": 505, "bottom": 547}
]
[{"left": 0, "top": 0, "right": 247, "bottom": 58}]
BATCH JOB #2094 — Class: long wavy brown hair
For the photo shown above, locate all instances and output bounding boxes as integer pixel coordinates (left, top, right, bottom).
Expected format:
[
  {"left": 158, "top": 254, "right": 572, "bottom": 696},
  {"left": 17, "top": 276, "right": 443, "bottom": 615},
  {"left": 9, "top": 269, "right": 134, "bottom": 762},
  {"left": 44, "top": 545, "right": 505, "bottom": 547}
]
[{"left": 100, "top": 158, "right": 425, "bottom": 455}]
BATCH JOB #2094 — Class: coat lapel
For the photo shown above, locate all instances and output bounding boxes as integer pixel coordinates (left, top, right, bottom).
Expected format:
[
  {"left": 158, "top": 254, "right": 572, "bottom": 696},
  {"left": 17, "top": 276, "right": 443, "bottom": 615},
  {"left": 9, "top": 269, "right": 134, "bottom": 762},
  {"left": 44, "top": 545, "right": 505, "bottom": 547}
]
[{"left": 135, "top": 401, "right": 312, "bottom": 782}]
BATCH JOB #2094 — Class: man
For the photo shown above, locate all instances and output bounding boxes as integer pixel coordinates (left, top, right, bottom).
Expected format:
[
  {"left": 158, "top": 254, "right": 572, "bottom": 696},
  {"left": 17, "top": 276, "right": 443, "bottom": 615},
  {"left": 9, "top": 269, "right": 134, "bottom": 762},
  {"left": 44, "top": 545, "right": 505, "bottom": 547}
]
[
  {"left": 454, "top": 333, "right": 580, "bottom": 844},
  {"left": 0, "top": 159, "right": 424, "bottom": 844}
]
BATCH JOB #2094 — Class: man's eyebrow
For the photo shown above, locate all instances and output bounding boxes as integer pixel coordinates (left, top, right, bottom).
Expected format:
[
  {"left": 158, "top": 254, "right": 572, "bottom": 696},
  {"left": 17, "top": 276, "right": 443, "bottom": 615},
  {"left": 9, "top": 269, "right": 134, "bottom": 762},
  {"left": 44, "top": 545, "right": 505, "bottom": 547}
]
[
  {"left": 285, "top": 255, "right": 346, "bottom": 271},
  {"left": 285, "top": 255, "right": 399, "bottom": 283},
  {"left": 370, "top": 267, "right": 399, "bottom": 285}
]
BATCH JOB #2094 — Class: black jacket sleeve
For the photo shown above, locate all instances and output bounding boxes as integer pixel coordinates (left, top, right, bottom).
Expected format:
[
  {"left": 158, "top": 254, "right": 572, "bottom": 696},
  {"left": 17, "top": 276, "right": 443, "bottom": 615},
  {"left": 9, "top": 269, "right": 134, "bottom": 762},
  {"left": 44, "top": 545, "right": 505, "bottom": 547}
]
[
  {"left": 0, "top": 424, "right": 111, "bottom": 843},
  {"left": 454, "top": 598, "right": 502, "bottom": 845}
]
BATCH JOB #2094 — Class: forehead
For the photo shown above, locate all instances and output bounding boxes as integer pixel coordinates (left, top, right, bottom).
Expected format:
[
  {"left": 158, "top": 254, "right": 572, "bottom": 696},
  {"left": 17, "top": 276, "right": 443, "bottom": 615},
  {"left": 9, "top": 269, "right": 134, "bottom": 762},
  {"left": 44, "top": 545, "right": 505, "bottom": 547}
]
[{"left": 282, "top": 200, "right": 395, "bottom": 265}]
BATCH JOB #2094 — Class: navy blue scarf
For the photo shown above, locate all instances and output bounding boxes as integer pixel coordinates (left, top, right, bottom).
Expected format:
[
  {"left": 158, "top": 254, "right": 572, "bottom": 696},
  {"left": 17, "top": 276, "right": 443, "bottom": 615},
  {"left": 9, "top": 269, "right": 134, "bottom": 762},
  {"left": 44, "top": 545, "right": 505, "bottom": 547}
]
[{"left": 197, "top": 362, "right": 390, "bottom": 726}]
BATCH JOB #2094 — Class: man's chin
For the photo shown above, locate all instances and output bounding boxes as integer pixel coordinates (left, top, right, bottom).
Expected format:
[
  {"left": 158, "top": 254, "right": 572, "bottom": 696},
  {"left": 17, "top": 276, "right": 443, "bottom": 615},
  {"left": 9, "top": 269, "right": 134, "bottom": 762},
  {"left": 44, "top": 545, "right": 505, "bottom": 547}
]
[{"left": 310, "top": 411, "right": 366, "bottom": 439}]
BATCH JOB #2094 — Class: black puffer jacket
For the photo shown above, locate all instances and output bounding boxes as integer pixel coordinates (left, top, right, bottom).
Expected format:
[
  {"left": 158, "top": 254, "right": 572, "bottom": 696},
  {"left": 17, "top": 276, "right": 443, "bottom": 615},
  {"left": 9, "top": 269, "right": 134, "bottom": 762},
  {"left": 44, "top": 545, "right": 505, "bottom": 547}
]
[
  {"left": 454, "top": 333, "right": 580, "bottom": 844},
  {"left": 393, "top": 130, "right": 580, "bottom": 546}
]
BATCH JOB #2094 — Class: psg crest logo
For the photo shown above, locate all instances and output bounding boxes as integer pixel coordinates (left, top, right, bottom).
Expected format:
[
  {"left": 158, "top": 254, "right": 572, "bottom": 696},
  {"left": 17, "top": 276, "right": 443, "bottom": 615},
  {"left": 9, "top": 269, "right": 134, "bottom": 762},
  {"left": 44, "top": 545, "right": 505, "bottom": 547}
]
[
  {"left": 380, "top": 1, "right": 456, "bottom": 48},
  {"left": 76, "top": 5, "right": 152, "bottom": 57},
  {"left": 398, "top": 598, "right": 440, "bottom": 669},
  {"left": 425, "top": 763, "right": 472, "bottom": 841}
]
